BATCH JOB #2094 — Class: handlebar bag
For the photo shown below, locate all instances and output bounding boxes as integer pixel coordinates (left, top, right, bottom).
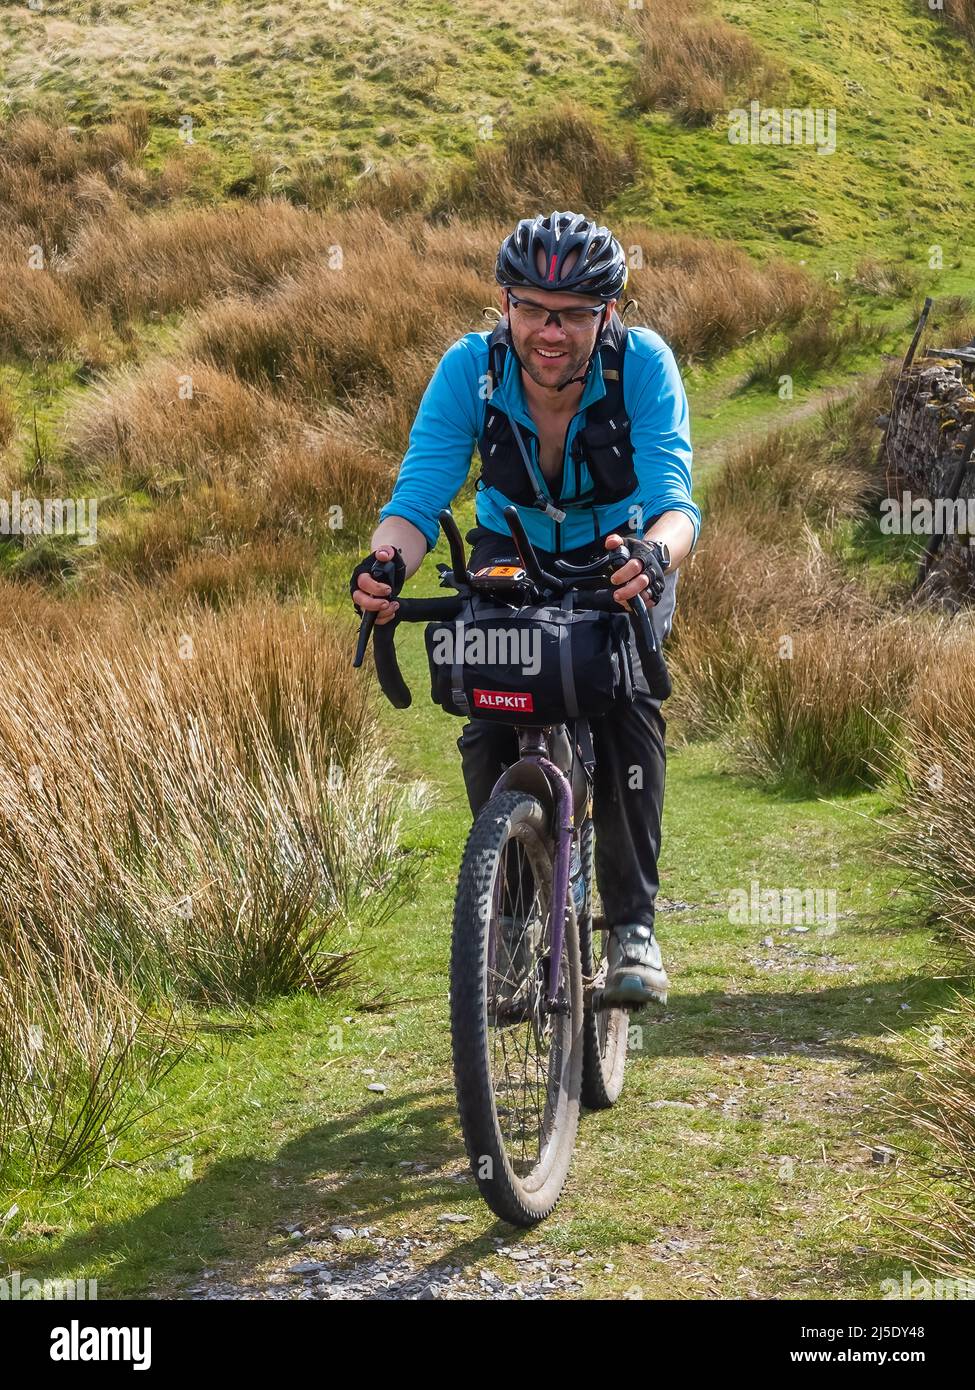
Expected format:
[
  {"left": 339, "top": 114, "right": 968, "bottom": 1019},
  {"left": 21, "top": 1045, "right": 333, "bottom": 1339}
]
[{"left": 423, "top": 594, "right": 633, "bottom": 726}]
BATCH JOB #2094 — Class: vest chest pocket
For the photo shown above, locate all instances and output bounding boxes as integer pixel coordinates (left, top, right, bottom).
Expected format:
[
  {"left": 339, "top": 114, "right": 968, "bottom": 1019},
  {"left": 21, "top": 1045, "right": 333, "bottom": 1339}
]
[
  {"left": 477, "top": 409, "right": 542, "bottom": 507},
  {"left": 572, "top": 413, "right": 638, "bottom": 505}
]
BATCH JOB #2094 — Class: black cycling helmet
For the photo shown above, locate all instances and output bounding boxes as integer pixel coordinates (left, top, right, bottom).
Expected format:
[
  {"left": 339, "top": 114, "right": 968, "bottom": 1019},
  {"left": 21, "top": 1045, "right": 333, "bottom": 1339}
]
[{"left": 495, "top": 211, "right": 627, "bottom": 302}]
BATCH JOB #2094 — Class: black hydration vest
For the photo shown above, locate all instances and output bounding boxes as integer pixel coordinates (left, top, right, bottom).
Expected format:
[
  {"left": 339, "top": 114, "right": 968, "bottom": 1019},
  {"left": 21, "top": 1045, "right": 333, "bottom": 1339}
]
[{"left": 476, "top": 314, "right": 638, "bottom": 512}]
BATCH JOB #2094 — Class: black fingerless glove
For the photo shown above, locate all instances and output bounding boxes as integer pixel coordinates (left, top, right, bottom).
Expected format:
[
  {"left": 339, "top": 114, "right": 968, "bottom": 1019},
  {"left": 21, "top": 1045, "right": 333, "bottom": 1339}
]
[
  {"left": 349, "top": 547, "right": 406, "bottom": 615},
  {"left": 626, "top": 538, "right": 667, "bottom": 604}
]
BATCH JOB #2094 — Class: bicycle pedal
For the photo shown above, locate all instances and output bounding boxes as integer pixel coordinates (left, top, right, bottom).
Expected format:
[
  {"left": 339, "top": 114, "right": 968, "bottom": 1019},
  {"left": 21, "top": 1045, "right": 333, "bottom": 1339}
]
[{"left": 599, "top": 977, "right": 667, "bottom": 1011}]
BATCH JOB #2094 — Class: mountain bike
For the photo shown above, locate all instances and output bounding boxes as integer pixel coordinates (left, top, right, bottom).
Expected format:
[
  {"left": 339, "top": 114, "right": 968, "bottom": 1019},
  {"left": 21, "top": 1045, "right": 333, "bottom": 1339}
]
[{"left": 353, "top": 507, "right": 670, "bottom": 1226}]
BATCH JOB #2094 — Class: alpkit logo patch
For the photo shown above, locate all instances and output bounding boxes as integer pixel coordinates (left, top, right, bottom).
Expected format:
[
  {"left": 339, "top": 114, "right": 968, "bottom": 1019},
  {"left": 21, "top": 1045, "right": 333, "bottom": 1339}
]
[{"left": 473, "top": 688, "right": 534, "bottom": 712}]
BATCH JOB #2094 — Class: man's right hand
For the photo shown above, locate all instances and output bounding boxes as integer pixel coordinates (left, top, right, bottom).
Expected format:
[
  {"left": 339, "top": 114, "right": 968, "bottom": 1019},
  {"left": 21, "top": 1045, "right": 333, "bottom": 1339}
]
[{"left": 349, "top": 545, "right": 405, "bottom": 626}]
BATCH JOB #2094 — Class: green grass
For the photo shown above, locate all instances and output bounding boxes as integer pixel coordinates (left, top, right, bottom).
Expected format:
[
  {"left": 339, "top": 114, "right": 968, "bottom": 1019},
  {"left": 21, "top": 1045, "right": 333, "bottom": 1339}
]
[
  {"left": 2, "top": 0, "right": 973, "bottom": 1299},
  {"left": 3, "top": 1, "right": 973, "bottom": 271},
  {"left": 1, "top": 532, "right": 957, "bottom": 1299}
]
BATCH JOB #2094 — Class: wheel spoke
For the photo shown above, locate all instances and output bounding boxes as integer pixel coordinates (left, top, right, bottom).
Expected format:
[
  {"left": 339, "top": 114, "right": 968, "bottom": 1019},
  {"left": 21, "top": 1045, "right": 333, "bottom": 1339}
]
[{"left": 484, "top": 830, "right": 569, "bottom": 1177}]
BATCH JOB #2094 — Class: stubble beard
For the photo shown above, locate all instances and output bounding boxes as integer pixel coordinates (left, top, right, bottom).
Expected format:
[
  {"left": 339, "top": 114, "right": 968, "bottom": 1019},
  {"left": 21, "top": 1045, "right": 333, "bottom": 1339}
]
[{"left": 512, "top": 331, "right": 593, "bottom": 392}]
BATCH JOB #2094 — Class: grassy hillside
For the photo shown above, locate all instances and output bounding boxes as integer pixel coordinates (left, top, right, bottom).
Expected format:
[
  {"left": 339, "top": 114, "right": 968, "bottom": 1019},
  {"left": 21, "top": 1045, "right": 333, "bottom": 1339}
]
[
  {"left": 2, "top": 0, "right": 975, "bottom": 1299},
  {"left": 3, "top": 0, "right": 972, "bottom": 275}
]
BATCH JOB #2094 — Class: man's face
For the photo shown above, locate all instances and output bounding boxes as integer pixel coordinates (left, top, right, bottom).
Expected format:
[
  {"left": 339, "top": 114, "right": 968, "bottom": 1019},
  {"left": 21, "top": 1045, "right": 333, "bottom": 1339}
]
[{"left": 501, "top": 284, "right": 612, "bottom": 391}]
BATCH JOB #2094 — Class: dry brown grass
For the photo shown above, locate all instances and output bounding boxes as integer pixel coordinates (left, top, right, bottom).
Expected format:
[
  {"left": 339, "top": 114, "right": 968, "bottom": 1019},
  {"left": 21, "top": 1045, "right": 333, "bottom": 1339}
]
[
  {"left": 61, "top": 361, "right": 301, "bottom": 493},
  {"left": 0, "top": 109, "right": 149, "bottom": 249},
  {"left": 622, "top": 230, "right": 820, "bottom": 360},
  {"left": 670, "top": 370, "right": 905, "bottom": 768},
  {"left": 64, "top": 199, "right": 346, "bottom": 322},
  {"left": 52, "top": 360, "right": 393, "bottom": 592},
  {"left": 0, "top": 590, "right": 413, "bottom": 1179},
  {"left": 670, "top": 521, "right": 874, "bottom": 738},
  {"left": 438, "top": 104, "right": 639, "bottom": 219},
  {"left": 705, "top": 374, "right": 890, "bottom": 532},
  {"left": 631, "top": 0, "right": 782, "bottom": 126},
  {"left": 736, "top": 615, "right": 933, "bottom": 792},
  {"left": 880, "top": 630, "right": 975, "bottom": 1275},
  {"left": 943, "top": 0, "right": 975, "bottom": 46},
  {"left": 0, "top": 109, "right": 211, "bottom": 361},
  {"left": 891, "top": 632, "right": 975, "bottom": 959},
  {"left": 0, "top": 248, "right": 89, "bottom": 361},
  {"left": 183, "top": 213, "right": 490, "bottom": 404},
  {"left": 96, "top": 437, "right": 390, "bottom": 591},
  {"left": 885, "top": 992, "right": 975, "bottom": 1282}
]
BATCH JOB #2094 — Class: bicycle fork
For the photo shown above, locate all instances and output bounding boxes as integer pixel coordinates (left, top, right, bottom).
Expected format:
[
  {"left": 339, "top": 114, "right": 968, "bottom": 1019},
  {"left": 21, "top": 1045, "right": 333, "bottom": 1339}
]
[{"left": 491, "top": 731, "right": 576, "bottom": 1010}]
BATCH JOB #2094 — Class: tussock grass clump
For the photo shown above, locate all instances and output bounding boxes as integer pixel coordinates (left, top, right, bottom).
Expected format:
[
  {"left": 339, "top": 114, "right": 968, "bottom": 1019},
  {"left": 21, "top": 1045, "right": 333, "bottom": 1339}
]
[
  {"left": 0, "top": 108, "right": 209, "bottom": 360},
  {"left": 881, "top": 638, "right": 975, "bottom": 1277},
  {"left": 745, "top": 313, "right": 887, "bottom": 387},
  {"left": 284, "top": 154, "right": 435, "bottom": 218},
  {"left": 65, "top": 200, "right": 346, "bottom": 323},
  {"left": 346, "top": 162, "right": 434, "bottom": 217},
  {"left": 53, "top": 360, "right": 392, "bottom": 591},
  {"left": 61, "top": 361, "right": 302, "bottom": 494},
  {"left": 154, "top": 535, "right": 321, "bottom": 605},
  {"left": 631, "top": 0, "right": 781, "bottom": 127},
  {"left": 184, "top": 213, "right": 489, "bottom": 403},
  {"left": 888, "top": 636, "right": 975, "bottom": 958},
  {"left": 0, "top": 108, "right": 150, "bottom": 249},
  {"left": 670, "top": 524, "right": 873, "bottom": 738},
  {"left": 671, "top": 370, "right": 910, "bottom": 779},
  {"left": 0, "top": 934, "right": 186, "bottom": 1186},
  {"left": 706, "top": 374, "right": 890, "bottom": 530},
  {"left": 737, "top": 616, "right": 932, "bottom": 793},
  {"left": 0, "top": 593, "right": 413, "bottom": 1179},
  {"left": 943, "top": 0, "right": 975, "bottom": 47},
  {"left": 0, "top": 248, "right": 89, "bottom": 361},
  {"left": 852, "top": 257, "right": 922, "bottom": 300},
  {"left": 439, "top": 104, "right": 639, "bottom": 219},
  {"left": 623, "top": 230, "right": 820, "bottom": 361},
  {"left": 97, "top": 436, "right": 389, "bottom": 589},
  {"left": 886, "top": 993, "right": 975, "bottom": 1282}
]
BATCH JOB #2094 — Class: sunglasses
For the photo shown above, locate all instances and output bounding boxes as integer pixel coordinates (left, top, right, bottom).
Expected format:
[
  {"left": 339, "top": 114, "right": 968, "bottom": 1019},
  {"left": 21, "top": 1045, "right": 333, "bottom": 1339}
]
[{"left": 506, "top": 290, "right": 606, "bottom": 332}]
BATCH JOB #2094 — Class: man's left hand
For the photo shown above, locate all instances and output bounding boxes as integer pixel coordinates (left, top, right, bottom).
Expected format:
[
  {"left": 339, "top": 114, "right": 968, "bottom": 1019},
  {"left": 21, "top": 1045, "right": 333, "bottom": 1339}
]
[{"left": 605, "top": 534, "right": 666, "bottom": 607}]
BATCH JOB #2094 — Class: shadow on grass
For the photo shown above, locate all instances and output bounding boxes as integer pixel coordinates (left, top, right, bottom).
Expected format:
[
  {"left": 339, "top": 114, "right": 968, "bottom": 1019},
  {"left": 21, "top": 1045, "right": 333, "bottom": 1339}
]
[
  {"left": 14, "top": 1085, "right": 513, "bottom": 1299},
  {"left": 12, "top": 972, "right": 955, "bottom": 1299},
  {"left": 630, "top": 973, "right": 958, "bottom": 1071}
]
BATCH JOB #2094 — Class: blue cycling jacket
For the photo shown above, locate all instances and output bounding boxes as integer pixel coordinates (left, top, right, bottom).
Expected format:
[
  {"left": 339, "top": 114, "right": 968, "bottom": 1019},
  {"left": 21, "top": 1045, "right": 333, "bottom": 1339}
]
[{"left": 378, "top": 324, "right": 700, "bottom": 554}]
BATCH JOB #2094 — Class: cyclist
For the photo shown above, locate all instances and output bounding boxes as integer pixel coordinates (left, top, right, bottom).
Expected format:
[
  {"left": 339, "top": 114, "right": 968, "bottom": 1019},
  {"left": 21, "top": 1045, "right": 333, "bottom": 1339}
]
[{"left": 350, "top": 211, "right": 700, "bottom": 1008}]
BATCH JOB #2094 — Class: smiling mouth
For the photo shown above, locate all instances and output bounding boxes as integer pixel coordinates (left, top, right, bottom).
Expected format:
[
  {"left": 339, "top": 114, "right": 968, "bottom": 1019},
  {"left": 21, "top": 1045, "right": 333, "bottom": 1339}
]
[{"left": 534, "top": 347, "right": 567, "bottom": 359}]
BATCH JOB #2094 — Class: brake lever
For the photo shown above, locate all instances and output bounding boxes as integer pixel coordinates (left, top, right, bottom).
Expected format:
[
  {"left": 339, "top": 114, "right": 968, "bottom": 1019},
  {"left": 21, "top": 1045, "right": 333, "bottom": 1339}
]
[{"left": 352, "top": 557, "right": 397, "bottom": 669}]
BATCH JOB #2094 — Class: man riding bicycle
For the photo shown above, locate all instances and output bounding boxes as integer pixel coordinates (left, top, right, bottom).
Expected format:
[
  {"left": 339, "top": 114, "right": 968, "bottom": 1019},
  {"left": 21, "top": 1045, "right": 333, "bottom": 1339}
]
[{"left": 350, "top": 211, "right": 700, "bottom": 1008}]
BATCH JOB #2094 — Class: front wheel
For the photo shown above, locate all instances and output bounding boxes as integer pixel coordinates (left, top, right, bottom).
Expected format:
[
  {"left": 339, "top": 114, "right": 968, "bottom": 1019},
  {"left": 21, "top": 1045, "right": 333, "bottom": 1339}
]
[
  {"left": 579, "top": 816, "right": 629, "bottom": 1109},
  {"left": 451, "top": 790, "right": 583, "bottom": 1226}
]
